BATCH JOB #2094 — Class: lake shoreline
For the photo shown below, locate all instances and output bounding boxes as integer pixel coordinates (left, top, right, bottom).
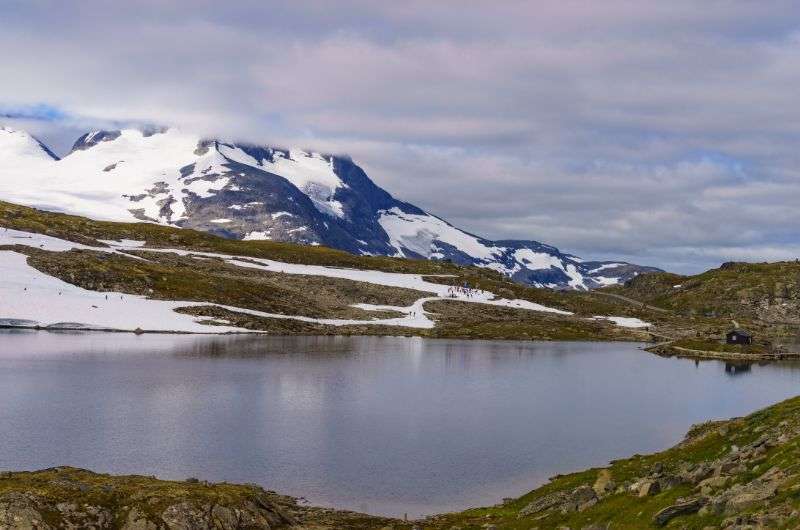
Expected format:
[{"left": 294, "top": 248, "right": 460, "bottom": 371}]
[
  {"left": 6, "top": 394, "right": 800, "bottom": 528},
  {"left": 4, "top": 334, "right": 800, "bottom": 525}
]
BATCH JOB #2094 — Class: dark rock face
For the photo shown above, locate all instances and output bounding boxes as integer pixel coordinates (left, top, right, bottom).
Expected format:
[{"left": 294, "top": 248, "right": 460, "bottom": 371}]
[
  {"left": 142, "top": 139, "right": 658, "bottom": 289},
  {"left": 70, "top": 130, "right": 122, "bottom": 152}
]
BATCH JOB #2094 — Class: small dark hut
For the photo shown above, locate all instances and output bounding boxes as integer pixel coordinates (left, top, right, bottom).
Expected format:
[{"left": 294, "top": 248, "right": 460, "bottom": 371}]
[{"left": 726, "top": 329, "right": 752, "bottom": 345}]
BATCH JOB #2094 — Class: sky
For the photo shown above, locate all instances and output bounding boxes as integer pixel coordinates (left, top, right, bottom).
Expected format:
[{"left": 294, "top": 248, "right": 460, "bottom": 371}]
[{"left": 2, "top": 0, "right": 800, "bottom": 273}]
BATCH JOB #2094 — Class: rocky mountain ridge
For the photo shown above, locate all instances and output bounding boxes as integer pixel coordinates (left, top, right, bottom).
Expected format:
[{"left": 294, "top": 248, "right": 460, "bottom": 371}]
[{"left": 0, "top": 126, "right": 660, "bottom": 289}]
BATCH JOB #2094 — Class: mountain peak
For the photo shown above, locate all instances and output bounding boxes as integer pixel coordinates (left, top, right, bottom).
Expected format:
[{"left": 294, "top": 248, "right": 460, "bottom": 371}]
[
  {"left": 0, "top": 126, "right": 661, "bottom": 289},
  {"left": 70, "top": 130, "right": 122, "bottom": 153},
  {"left": 0, "top": 126, "right": 59, "bottom": 161}
]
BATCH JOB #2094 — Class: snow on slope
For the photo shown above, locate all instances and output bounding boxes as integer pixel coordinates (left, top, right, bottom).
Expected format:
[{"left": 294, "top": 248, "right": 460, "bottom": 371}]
[
  {"left": 0, "top": 126, "right": 660, "bottom": 291},
  {"left": 0, "top": 127, "right": 57, "bottom": 164},
  {"left": 0, "top": 251, "right": 255, "bottom": 332},
  {"left": 0, "top": 128, "right": 347, "bottom": 223},
  {"left": 0, "top": 228, "right": 598, "bottom": 332},
  {"left": 376, "top": 207, "right": 638, "bottom": 290},
  {"left": 221, "top": 145, "right": 347, "bottom": 218},
  {"left": 378, "top": 207, "right": 500, "bottom": 260}
]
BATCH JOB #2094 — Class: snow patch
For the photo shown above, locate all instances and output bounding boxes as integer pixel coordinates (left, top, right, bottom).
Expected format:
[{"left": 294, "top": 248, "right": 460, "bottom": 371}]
[
  {"left": 378, "top": 207, "right": 501, "bottom": 261},
  {"left": 593, "top": 316, "right": 651, "bottom": 328}
]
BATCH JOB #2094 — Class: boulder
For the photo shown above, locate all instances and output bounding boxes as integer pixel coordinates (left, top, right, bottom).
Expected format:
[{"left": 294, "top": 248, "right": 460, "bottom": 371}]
[
  {"left": 518, "top": 491, "right": 567, "bottom": 517},
  {"left": 592, "top": 470, "right": 615, "bottom": 497},
  {"left": 653, "top": 497, "right": 707, "bottom": 526},
  {"left": 725, "top": 484, "right": 777, "bottom": 514},
  {"left": 122, "top": 507, "right": 158, "bottom": 530},
  {"left": 0, "top": 493, "right": 51, "bottom": 530},
  {"left": 561, "top": 485, "right": 597, "bottom": 513},
  {"left": 638, "top": 479, "right": 661, "bottom": 497}
]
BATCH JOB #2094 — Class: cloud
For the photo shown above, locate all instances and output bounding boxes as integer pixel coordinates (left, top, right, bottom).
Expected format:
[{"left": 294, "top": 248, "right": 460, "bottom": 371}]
[{"left": 1, "top": 0, "right": 800, "bottom": 272}]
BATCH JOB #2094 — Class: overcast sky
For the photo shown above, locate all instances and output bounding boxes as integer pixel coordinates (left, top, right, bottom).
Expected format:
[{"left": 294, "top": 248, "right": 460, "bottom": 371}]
[{"left": 3, "top": 1, "right": 800, "bottom": 273}]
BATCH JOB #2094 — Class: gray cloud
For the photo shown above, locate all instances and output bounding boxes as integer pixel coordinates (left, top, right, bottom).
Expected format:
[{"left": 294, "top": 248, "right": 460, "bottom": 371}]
[{"left": 2, "top": 0, "right": 800, "bottom": 272}]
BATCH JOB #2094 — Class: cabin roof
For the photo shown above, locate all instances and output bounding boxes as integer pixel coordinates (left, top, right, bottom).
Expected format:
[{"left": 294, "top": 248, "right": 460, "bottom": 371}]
[{"left": 727, "top": 329, "right": 752, "bottom": 337}]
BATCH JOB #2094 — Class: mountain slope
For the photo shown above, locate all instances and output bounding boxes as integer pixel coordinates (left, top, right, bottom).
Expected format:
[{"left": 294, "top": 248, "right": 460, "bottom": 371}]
[
  {"left": 611, "top": 260, "right": 800, "bottom": 323},
  {"left": 0, "top": 126, "right": 660, "bottom": 289},
  {"left": 0, "top": 199, "right": 666, "bottom": 340}
]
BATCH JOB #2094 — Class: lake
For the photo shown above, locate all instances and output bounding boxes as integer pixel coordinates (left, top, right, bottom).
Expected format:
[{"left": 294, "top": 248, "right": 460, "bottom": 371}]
[{"left": 1, "top": 331, "right": 800, "bottom": 517}]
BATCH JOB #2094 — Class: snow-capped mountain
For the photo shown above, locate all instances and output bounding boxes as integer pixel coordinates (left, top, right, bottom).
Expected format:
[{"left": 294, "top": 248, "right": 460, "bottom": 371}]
[{"left": 0, "top": 126, "right": 660, "bottom": 289}]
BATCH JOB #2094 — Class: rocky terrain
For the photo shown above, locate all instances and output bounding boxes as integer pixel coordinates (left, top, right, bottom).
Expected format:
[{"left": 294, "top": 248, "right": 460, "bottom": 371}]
[
  {"left": 6, "top": 395, "right": 800, "bottom": 529},
  {"left": 0, "top": 467, "right": 406, "bottom": 529}
]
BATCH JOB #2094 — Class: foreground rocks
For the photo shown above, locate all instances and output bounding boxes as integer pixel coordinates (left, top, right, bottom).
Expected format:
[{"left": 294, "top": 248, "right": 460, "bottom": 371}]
[{"left": 0, "top": 467, "right": 407, "bottom": 529}]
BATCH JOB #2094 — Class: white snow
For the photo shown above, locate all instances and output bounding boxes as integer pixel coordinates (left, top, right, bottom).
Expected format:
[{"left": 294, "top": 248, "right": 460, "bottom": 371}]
[
  {"left": 0, "top": 251, "right": 246, "bottom": 333},
  {"left": 513, "top": 249, "right": 563, "bottom": 270},
  {"left": 591, "top": 276, "right": 622, "bottom": 287},
  {"left": 210, "top": 218, "right": 233, "bottom": 224},
  {"left": 98, "top": 239, "right": 146, "bottom": 248},
  {"left": 0, "top": 128, "right": 346, "bottom": 226},
  {"left": 593, "top": 316, "right": 651, "bottom": 328},
  {"left": 511, "top": 248, "right": 589, "bottom": 290},
  {"left": 378, "top": 207, "right": 501, "bottom": 261},
  {"left": 242, "top": 231, "right": 271, "bottom": 241},
  {"left": 587, "top": 263, "right": 625, "bottom": 274},
  {"left": 271, "top": 211, "right": 293, "bottom": 219},
  {"left": 0, "top": 127, "right": 55, "bottom": 163},
  {"left": 0, "top": 227, "right": 627, "bottom": 334},
  {"left": 221, "top": 146, "right": 348, "bottom": 218}
]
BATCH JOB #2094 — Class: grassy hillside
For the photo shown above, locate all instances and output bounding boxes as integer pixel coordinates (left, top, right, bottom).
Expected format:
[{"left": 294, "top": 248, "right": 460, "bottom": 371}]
[
  {"left": 607, "top": 261, "right": 800, "bottom": 353},
  {"left": 611, "top": 261, "right": 800, "bottom": 323},
  {"left": 0, "top": 200, "right": 670, "bottom": 341}
]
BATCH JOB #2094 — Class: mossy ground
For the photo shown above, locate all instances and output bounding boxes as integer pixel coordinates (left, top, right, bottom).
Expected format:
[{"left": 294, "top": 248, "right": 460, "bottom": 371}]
[
  {"left": 670, "top": 338, "right": 771, "bottom": 356},
  {"left": 0, "top": 467, "right": 407, "bottom": 529},
  {"left": 424, "top": 395, "right": 800, "bottom": 529}
]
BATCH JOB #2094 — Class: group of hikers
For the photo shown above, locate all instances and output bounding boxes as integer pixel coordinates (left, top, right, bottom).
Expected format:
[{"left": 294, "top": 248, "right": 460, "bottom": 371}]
[{"left": 446, "top": 282, "right": 478, "bottom": 299}]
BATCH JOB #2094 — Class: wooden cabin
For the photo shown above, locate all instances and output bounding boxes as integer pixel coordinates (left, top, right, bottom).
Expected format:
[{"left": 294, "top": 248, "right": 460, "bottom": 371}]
[{"left": 726, "top": 329, "right": 752, "bottom": 345}]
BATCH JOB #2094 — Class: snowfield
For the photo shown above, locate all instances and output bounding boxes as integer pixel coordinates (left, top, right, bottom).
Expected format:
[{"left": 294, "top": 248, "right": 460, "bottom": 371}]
[
  {"left": 592, "top": 316, "right": 651, "bottom": 328},
  {"left": 0, "top": 251, "right": 247, "bottom": 333},
  {"left": 0, "top": 228, "right": 606, "bottom": 333}
]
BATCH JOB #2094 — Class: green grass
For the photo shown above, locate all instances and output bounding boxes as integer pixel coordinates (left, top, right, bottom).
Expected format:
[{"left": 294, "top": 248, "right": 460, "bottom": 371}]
[
  {"left": 426, "top": 395, "right": 800, "bottom": 529},
  {"left": 671, "top": 338, "right": 770, "bottom": 356}
]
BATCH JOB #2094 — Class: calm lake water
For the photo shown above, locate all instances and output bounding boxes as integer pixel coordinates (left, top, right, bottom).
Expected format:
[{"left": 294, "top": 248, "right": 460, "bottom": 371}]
[{"left": 2, "top": 331, "right": 800, "bottom": 517}]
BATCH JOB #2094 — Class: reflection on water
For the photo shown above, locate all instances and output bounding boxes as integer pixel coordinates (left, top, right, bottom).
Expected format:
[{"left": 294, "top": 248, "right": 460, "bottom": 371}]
[
  {"left": 725, "top": 362, "right": 753, "bottom": 376},
  {"left": 1, "top": 331, "right": 800, "bottom": 517}
]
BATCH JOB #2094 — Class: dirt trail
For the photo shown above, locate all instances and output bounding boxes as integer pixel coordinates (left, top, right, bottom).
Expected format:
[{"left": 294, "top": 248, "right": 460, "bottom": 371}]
[{"left": 591, "top": 291, "right": 670, "bottom": 313}]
